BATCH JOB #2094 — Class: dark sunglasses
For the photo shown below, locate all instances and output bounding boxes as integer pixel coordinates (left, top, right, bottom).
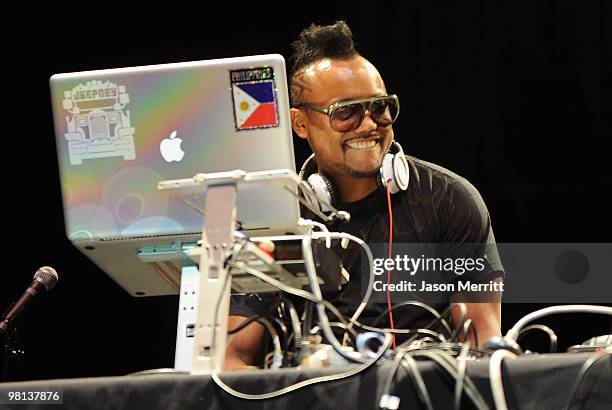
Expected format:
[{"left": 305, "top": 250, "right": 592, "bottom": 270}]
[{"left": 296, "top": 94, "right": 399, "bottom": 132}]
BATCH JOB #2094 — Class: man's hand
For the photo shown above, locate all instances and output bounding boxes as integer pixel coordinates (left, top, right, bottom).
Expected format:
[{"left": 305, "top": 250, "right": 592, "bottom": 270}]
[{"left": 224, "top": 315, "right": 265, "bottom": 371}]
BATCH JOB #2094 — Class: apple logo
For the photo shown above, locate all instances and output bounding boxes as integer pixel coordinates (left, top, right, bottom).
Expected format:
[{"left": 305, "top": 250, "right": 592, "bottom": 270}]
[{"left": 160, "top": 130, "right": 185, "bottom": 162}]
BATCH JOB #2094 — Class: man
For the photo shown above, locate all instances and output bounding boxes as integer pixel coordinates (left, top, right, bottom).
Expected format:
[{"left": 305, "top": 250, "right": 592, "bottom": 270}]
[{"left": 225, "top": 21, "right": 504, "bottom": 370}]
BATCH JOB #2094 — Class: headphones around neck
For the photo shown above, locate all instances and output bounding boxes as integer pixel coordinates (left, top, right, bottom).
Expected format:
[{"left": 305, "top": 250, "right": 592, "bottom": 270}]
[{"left": 298, "top": 141, "right": 410, "bottom": 213}]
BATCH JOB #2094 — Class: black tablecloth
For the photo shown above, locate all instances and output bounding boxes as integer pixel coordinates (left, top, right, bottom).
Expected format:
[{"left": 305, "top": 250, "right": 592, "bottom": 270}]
[{"left": 0, "top": 353, "right": 610, "bottom": 409}]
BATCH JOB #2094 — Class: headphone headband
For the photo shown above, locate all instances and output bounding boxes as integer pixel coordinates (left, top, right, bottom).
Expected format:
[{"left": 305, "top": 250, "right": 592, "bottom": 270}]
[
  {"left": 299, "top": 140, "right": 409, "bottom": 212},
  {"left": 299, "top": 141, "right": 405, "bottom": 179},
  {"left": 299, "top": 153, "right": 317, "bottom": 180}
]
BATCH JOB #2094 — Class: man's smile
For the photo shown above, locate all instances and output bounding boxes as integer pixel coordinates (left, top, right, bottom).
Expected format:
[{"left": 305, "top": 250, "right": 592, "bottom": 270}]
[{"left": 343, "top": 134, "right": 384, "bottom": 151}]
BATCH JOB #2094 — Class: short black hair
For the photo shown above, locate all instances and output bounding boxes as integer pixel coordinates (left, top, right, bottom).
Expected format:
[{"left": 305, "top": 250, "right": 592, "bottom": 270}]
[{"left": 289, "top": 21, "right": 359, "bottom": 106}]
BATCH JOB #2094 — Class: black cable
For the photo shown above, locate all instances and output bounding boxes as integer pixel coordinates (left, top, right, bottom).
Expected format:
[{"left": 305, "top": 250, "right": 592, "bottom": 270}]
[
  {"left": 382, "top": 351, "right": 404, "bottom": 393},
  {"left": 267, "top": 298, "right": 290, "bottom": 353},
  {"left": 320, "top": 296, "right": 444, "bottom": 345},
  {"left": 254, "top": 316, "right": 282, "bottom": 369},
  {"left": 401, "top": 354, "right": 434, "bottom": 410},
  {"left": 406, "top": 342, "right": 492, "bottom": 357},
  {"left": 380, "top": 351, "right": 406, "bottom": 409},
  {"left": 319, "top": 296, "right": 444, "bottom": 342},
  {"left": 270, "top": 316, "right": 289, "bottom": 355},
  {"left": 319, "top": 298, "right": 444, "bottom": 343},
  {"left": 462, "top": 318, "right": 478, "bottom": 349},
  {"left": 280, "top": 296, "right": 302, "bottom": 350},
  {"left": 320, "top": 296, "right": 445, "bottom": 342},
  {"left": 229, "top": 260, "right": 447, "bottom": 346},
  {"left": 453, "top": 340, "right": 471, "bottom": 410},
  {"left": 317, "top": 297, "right": 443, "bottom": 342},
  {"left": 212, "top": 241, "right": 396, "bottom": 397},
  {"left": 411, "top": 350, "right": 490, "bottom": 410},
  {"left": 517, "top": 324, "right": 558, "bottom": 353},
  {"left": 397, "top": 304, "right": 464, "bottom": 350},
  {"left": 214, "top": 333, "right": 393, "bottom": 399},
  {"left": 435, "top": 350, "right": 490, "bottom": 410},
  {"left": 448, "top": 304, "right": 467, "bottom": 343},
  {"left": 311, "top": 322, "right": 358, "bottom": 347},
  {"left": 358, "top": 325, "right": 445, "bottom": 342},
  {"left": 226, "top": 314, "right": 283, "bottom": 368},
  {"left": 561, "top": 352, "right": 611, "bottom": 410},
  {"left": 302, "top": 300, "right": 314, "bottom": 339},
  {"left": 229, "top": 260, "right": 358, "bottom": 342},
  {"left": 265, "top": 296, "right": 306, "bottom": 364},
  {"left": 227, "top": 315, "right": 263, "bottom": 334},
  {"left": 228, "top": 257, "right": 449, "bottom": 362},
  {"left": 373, "top": 301, "right": 454, "bottom": 337}
]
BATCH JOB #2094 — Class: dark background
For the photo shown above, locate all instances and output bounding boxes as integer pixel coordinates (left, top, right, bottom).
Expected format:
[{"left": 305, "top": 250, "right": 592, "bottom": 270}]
[{"left": 2, "top": 1, "right": 610, "bottom": 381}]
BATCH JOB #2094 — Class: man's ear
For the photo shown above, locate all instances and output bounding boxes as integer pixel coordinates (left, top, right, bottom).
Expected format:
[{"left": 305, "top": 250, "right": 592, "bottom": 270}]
[{"left": 290, "top": 108, "right": 308, "bottom": 140}]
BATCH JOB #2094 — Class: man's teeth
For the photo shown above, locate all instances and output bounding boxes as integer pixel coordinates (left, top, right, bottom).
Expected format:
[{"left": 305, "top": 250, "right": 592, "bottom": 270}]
[{"left": 345, "top": 140, "right": 378, "bottom": 150}]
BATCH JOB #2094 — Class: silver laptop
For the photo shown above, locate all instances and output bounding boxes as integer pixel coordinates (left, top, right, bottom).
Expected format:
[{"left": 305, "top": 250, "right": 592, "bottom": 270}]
[{"left": 49, "top": 54, "right": 301, "bottom": 297}]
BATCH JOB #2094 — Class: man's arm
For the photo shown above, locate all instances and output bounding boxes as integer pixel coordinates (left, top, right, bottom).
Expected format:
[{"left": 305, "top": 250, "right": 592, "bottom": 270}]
[
  {"left": 449, "top": 277, "right": 503, "bottom": 347},
  {"left": 224, "top": 315, "right": 265, "bottom": 371},
  {"left": 437, "top": 175, "right": 504, "bottom": 347}
]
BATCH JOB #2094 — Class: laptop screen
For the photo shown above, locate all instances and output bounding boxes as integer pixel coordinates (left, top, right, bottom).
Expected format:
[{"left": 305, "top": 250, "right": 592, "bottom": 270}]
[{"left": 50, "top": 54, "right": 300, "bottom": 242}]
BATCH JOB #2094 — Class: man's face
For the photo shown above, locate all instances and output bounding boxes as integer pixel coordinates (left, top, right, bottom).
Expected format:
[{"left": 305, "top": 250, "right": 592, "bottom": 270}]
[{"left": 291, "top": 56, "right": 394, "bottom": 179}]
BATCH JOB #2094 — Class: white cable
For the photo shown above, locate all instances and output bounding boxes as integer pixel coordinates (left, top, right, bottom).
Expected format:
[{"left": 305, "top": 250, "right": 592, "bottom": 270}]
[
  {"left": 211, "top": 333, "right": 392, "bottom": 399},
  {"left": 228, "top": 261, "right": 322, "bottom": 303},
  {"left": 310, "top": 231, "right": 375, "bottom": 331},
  {"left": 298, "top": 180, "right": 342, "bottom": 222},
  {"left": 411, "top": 350, "right": 490, "bottom": 410},
  {"left": 267, "top": 327, "right": 283, "bottom": 370},
  {"left": 242, "top": 316, "right": 283, "bottom": 370},
  {"left": 207, "top": 240, "right": 247, "bottom": 374},
  {"left": 302, "top": 234, "right": 370, "bottom": 364},
  {"left": 228, "top": 263, "right": 444, "bottom": 343},
  {"left": 454, "top": 338, "right": 471, "bottom": 410},
  {"left": 283, "top": 298, "right": 303, "bottom": 349},
  {"left": 489, "top": 349, "right": 517, "bottom": 410},
  {"left": 506, "top": 305, "right": 612, "bottom": 341},
  {"left": 299, "top": 218, "right": 331, "bottom": 248}
]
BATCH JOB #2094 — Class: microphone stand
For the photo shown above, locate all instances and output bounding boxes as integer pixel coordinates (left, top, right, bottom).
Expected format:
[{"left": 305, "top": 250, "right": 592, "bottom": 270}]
[
  {"left": 1, "top": 323, "right": 25, "bottom": 382},
  {"left": 1, "top": 323, "right": 11, "bottom": 382},
  {"left": 1, "top": 305, "right": 26, "bottom": 382}
]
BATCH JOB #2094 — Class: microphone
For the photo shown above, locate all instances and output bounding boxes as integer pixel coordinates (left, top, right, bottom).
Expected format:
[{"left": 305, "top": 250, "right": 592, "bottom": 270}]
[{"left": 0, "top": 266, "right": 59, "bottom": 336}]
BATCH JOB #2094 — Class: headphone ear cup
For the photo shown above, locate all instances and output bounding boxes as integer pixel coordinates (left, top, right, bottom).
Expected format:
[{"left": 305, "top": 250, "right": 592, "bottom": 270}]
[
  {"left": 391, "top": 153, "right": 409, "bottom": 192},
  {"left": 305, "top": 173, "right": 337, "bottom": 212},
  {"left": 378, "top": 151, "right": 396, "bottom": 192},
  {"left": 378, "top": 143, "right": 410, "bottom": 194}
]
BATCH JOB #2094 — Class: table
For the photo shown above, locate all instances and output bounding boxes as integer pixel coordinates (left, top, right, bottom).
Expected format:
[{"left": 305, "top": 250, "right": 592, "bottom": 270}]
[{"left": 0, "top": 353, "right": 609, "bottom": 409}]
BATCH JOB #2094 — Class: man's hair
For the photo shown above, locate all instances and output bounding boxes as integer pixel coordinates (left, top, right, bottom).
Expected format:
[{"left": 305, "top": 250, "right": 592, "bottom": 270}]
[{"left": 289, "top": 21, "right": 359, "bottom": 106}]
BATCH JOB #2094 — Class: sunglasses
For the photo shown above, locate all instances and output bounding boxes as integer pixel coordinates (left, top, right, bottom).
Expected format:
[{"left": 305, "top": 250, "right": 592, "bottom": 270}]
[{"left": 296, "top": 94, "right": 399, "bottom": 132}]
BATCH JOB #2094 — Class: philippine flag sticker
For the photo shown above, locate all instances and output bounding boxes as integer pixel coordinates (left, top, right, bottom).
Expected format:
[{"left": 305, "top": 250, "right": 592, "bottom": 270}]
[{"left": 230, "top": 67, "right": 279, "bottom": 131}]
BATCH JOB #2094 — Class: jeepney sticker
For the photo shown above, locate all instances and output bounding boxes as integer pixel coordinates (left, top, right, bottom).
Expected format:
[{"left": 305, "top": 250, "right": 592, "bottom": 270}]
[{"left": 62, "top": 80, "right": 136, "bottom": 165}]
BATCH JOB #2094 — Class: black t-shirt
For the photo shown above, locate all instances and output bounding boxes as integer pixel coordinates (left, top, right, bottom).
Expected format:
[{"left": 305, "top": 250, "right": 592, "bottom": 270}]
[{"left": 230, "top": 155, "right": 504, "bottom": 330}]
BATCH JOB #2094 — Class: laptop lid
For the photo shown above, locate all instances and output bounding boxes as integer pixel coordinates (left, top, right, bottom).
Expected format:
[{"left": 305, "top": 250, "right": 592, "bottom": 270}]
[{"left": 49, "top": 54, "right": 301, "bottom": 296}]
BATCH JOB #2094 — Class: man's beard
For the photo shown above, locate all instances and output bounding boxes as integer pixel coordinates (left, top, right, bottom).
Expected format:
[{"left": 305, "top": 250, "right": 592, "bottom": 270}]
[
  {"left": 341, "top": 163, "right": 380, "bottom": 178},
  {"left": 339, "top": 133, "right": 388, "bottom": 178}
]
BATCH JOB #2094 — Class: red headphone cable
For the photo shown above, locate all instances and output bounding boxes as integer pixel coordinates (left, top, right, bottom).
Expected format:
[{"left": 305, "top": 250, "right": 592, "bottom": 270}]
[{"left": 386, "top": 180, "right": 396, "bottom": 349}]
